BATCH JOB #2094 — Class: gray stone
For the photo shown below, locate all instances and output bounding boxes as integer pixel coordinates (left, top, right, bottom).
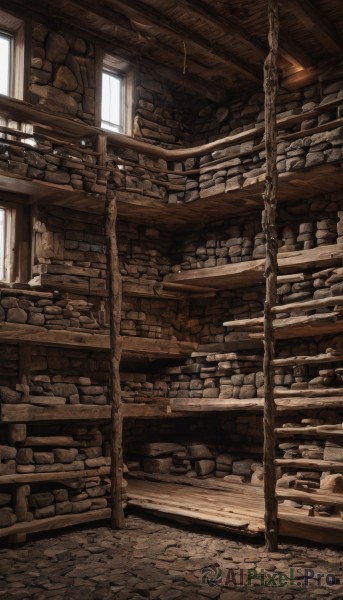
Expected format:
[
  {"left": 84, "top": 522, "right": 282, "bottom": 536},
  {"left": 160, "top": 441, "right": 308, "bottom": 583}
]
[
  {"left": 0, "top": 445, "right": 17, "bottom": 460},
  {"left": 54, "top": 65, "right": 78, "bottom": 91},
  {"left": 0, "top": 508, "right": 16, "bottom": 528},
  {"left": 7, "top": 307, "right": 28, "bottom": 323},
  {"left": 0, "top": 386, "right": 21, "bottom": 404},
  {"left": 45, "top": 32, "right": 69, "bottom": 63},
  {"left": 53, "top": 448, "right": 79, "bottom": 463},
  {"left": 0, "top": 492, "right": 11, "bottom": 507},
  {"left": 29, "top": 492, "right": 55, "bottom": 509}
]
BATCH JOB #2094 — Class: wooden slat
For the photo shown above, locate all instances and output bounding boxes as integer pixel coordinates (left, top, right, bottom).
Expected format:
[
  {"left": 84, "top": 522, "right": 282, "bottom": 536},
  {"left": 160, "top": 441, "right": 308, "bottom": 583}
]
[
  {"left": 170, "top": 396, "right": 343, "bottom": 412},
  {"left": 276, "top": 425, "right": 343, "bottom": 437},
  {"left": 275, "top": 458, "right": 343, "bottom": 471},
  {"left": 0, "top": 324, "right": 197, "bottom": 357},
  {"left": 1, "top": 404, "right": 111, "bottom": 422},
  {"left": 0, "top": 508, "right": 111, "bottom": 539},
  {"left": 0, "top": 467, "right": 110, "bottom": 485}
]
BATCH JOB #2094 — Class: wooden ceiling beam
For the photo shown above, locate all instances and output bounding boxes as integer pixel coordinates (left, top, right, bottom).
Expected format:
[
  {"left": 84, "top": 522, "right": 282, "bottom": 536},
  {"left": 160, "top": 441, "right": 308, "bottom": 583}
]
[
  {"left": 102, "top": 0, "right": 262, "bottom": 82},
  {"left": 175, "top": 0, "right": 314, "bottom": 69},
  {"left": 68, "top": 0, "right": 234, "bottom": 84},
  {"left": 2, "top": 0, "right": 229, "bottom": 103},
  {"left": 281, "top": 0, "right": 343, "bottom": 54}
]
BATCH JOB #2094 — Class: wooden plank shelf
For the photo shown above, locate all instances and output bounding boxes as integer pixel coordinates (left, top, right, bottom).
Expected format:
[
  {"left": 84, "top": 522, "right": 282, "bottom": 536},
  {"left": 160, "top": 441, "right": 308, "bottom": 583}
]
[
  {"left": 170, "top": 396, "right": 343, "bottom": 412},
  {"left": 117, "top": 163, "right": 343, "bottom": 230},
  {"left": 273, "top": 352, "right": 343, "bottom": 367},
  {"left": 225, "top": 316, "right": 343, "bottom": 344},
  {"left": 276, "top": 425, "right": 343, "bottom": 437},
  {"left": 0, "top": 403, "right": 193, "bottom": 422},
  {"left": 0, "top": 467, "right": 110, "bottom": 485},
  {"left": 276, "top": 488, "right": 343, "bottom": 506},
  {"left": 0, "top": 404, "right": 111, "bottom": 422},
  {"left": 165, "top": 243, "right": 343, "bottom": 290},
  {"left": 0, "top": 323, "right": 197, "bottom": 358},
  {"left": 0, "top": 507, "right": 111, "bottom": 539},
  {"left": 275, "top": 458, "right": 343, "bottom": 471}
]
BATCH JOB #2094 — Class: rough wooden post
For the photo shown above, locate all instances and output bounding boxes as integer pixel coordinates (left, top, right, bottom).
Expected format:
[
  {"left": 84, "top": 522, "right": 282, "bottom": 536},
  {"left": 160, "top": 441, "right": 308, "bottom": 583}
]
[
  {"left": 262, "top": 0, "right": 279, "bottom": 552},
  {"left": 106, "top": 188, "right": 125, "bottom": 529}
]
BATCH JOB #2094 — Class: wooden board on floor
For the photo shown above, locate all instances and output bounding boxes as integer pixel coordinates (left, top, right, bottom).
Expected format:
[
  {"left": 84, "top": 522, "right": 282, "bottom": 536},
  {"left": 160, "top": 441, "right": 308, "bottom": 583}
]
[{"left": 127, "top": 478, "right": 343, "bottom": 546}]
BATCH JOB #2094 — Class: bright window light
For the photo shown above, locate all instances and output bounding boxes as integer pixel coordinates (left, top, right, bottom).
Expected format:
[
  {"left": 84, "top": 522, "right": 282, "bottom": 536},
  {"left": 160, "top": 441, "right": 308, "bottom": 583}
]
[
  {"left": 0, "top": 208, "right": 6, "bottom": 280},
  {"left": 0, "top": 33, "right": 11, "bottom": 96},
  {"left": 101, "top": 71, "right": 123, "bottom": 133}
]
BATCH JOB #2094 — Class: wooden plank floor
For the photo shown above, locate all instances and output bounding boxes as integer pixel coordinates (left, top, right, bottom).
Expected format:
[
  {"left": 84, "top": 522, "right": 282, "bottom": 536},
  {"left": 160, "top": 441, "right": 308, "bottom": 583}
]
[{"left": 127, "top": 475, "right": 343, "bottom": 546}]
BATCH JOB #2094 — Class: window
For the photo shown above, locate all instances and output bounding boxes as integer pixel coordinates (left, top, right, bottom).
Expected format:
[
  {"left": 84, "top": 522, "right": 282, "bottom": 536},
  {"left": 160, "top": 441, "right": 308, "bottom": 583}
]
[
  {"left": 101, "top": 71, "right": 124, "bottom": 133},
  {"left": 0, "top": 10, "right": 25, "bottom": 100},
  {"left": 0, "top": 207, "right": 6, "bottom": 280},
  {"left": 0, "top": 32, "right": 11, "bottom": 96},
  {"left": 0, "top": 200, "right": 31, "bottom": 283},
  {"left": 100, "top": 54, "right": 133, "bottom": 135}
]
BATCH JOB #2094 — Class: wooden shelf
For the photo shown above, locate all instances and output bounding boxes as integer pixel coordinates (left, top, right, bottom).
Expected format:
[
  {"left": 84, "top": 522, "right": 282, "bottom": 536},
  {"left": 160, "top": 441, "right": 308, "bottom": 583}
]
[
  {"left": 1, "top": 404, "right": 111, "bottom": 422},
  {"left": 117, "top": 163, "right": 343, "bottom": 230},
  {"left": 165, "top": 244, "right": 343, "bottom": 290},
  {"left": 0, "top": 403, "right": 193, "bottom": 422},
  {"left": 0, "top": 170, "right": 100, "bottom": 212},
  {"left": 275, "top": 425, "right": 343, "bottom": 437},
  {"left": 0, "top": 507, "right": 111, "bottom": 539},
  {"left": 0, "top": 467, "right": 110, "bottom": 485},
  {"left": 276, "top": 488, "right": 343, "bottom": 506},
  {"left": 0, "top": 323, "right": 197, "bottom": 357},
  {"left": 170, "top": 396, "right": 343, "bottom": 413},
  {"left": 275, "top": 458, "right": 343, "bottom": 472}
]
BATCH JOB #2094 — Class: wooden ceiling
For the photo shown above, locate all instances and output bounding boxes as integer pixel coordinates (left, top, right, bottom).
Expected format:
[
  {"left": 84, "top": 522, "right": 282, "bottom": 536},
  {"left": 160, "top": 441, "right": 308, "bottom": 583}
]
[{"left": 2, "top": 0, "right": 343, "bottom": 100}]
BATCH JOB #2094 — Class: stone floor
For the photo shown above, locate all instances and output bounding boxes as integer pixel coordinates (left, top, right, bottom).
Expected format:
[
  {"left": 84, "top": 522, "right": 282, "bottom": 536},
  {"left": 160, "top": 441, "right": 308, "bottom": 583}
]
[{"left": 0, "top": 513, "right": 342, "bottom": 600}]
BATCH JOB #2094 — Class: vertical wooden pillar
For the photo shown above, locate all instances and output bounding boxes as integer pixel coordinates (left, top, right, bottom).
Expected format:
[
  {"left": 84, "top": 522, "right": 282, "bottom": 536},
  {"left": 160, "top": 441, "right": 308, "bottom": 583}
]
[
  {"left": 262, "top": 0, "right": 279, "bottom": 552},
  {"left": 106, "top": 189, "right": 125, "bottom": 529}
]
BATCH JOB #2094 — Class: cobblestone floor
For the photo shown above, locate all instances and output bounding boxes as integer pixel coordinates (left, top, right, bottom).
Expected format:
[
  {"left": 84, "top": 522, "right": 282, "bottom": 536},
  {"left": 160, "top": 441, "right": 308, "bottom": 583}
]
[{"left": 0, "top": 514, "right": 342, "bottom": 600}]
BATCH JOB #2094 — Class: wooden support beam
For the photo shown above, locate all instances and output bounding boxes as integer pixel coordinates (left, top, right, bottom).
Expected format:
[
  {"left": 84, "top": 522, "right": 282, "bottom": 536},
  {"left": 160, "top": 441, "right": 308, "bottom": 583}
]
[
  {"left": 281, "top": 0, "right": 343, "bottom": 54},
  {"left": 262, "top": 0, "right": 279, "bottom": 553},
  {"left": 106, "top": 189, "right": 125, "bottom": 530}
]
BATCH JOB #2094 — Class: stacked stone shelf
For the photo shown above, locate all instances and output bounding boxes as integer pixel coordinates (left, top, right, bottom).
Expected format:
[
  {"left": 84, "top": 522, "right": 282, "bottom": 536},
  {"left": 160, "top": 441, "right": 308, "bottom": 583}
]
[
  {"left": 116, "top": 163, "right": 343, "bottom": 230},
  {"left": 275, "top": 425, "right": 343, "bottom": 437}
]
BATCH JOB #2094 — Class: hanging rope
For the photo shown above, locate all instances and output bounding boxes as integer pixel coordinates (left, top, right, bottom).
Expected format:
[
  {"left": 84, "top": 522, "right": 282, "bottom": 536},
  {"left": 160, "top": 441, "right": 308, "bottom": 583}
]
[{"left": 183, "top": 41, "right": 187, "bottom": 75}]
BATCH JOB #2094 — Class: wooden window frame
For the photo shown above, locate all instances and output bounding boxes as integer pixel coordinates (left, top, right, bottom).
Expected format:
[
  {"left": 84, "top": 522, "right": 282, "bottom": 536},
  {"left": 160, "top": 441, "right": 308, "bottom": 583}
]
[
  {"left": 96, "top": 49, "right": 134, "bottom": 136},
  {"left": 0, "top": 197, "right": 31, "bottom": 283},
  {"left": 0, "top": 9, "right": 27, "bottom": 100}
]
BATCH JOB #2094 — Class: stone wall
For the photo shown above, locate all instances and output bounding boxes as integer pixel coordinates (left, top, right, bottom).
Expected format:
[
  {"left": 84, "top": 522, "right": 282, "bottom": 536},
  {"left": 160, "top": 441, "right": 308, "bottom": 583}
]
[
  {"left": 191, "top": 58, "right": 343, "bottom": 145},
  {"left": 133, "top": 68, "right": 193, "bottom": 147},
  {"left": 29, "top": 23, "right": 96, "bottom": 123}
]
